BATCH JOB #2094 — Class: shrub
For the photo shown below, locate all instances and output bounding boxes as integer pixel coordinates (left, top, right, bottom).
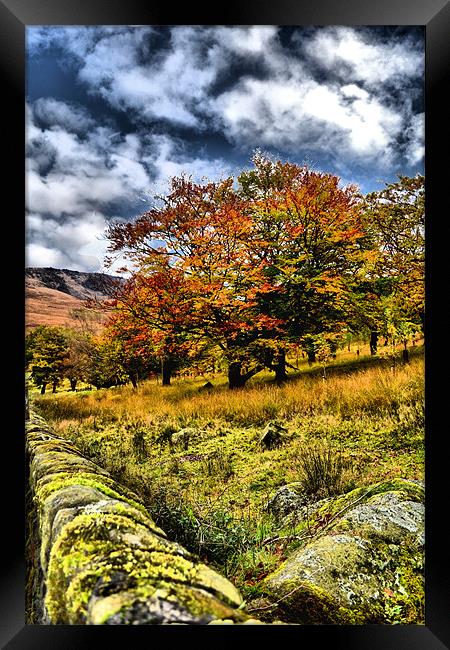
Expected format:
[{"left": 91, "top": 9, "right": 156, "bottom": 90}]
[{"left": 295, "top": 443, "right": 353, "bottom": 499}]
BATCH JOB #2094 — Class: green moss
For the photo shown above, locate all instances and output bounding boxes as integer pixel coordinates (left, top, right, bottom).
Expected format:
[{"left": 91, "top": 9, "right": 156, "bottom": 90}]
[
  {"left": 259, "top": 528, "right": 424, "bottom": 624},
  {"left": 28, "top": 438, "right": 84, "bottom": 458},
  {"left": 255, "top": 578, "right": 374, "bottom": 624},
  {"left": 361, "top": 536, "right": 425, "bottom": 624},
  {"left": 35, "top": 472, "right": 149, "bottom": 517},
  {"left": 45, "top": 512, "right": 244, "bottom": 624},
  {"left": 282, "top": 479, "right": 423, "bottom": 540},
  {"left": 89, "top": 583, "right": 246, "bottom": 625}
]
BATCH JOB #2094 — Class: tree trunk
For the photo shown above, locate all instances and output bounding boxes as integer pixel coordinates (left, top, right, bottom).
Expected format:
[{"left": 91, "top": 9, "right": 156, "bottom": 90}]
[
  {"left": 307, "top": 349, "right": 316, "bottom": 365},
  {"left": 228, "top": 362, "right": 246, "bottom": 389},
  {"left": 40, "top": 383, "right": 46, "bottom": 395},
  {"left": 52, "top": 381, "right": 58, "bottom": 394},
  {"left": 162, "top": 358, "right": 172, "bottom": 386},
  {"left": 402, "top": 340, "right": 409, "bottom": 363},
  {"left": 228, "top": 361, "right": 263, "bottom": 389},
  {"left": 274, "top": 349, "right": 287, "bottom": 384},
  {"left": 70, "top": 379, "right": 77, "bottom": 391},
  {"left": 370, "top": 330, "right": 378, "bottom": 355}
]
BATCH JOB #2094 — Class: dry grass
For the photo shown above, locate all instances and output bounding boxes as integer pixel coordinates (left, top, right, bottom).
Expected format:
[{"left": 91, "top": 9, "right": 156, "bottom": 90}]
[
  {"left": 31, "top": 351, "right": 424, "bottom": 593},
  {"left": 34, "top": 353, "right": 423, "bottom": 429}
]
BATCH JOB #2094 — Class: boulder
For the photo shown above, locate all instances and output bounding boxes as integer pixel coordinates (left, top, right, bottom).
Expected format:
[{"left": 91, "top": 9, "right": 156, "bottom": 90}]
[
  {"left": 171, "top": 427, "right": 201, "bottom": 450},
  {"left": 199, "top": 381, "right": 214, "bottom": 392},
  {"left": 265, "top": 483, "right": 308, "bottom": 522},
  {"left": 254, "top": 478, "right": 424, "bottom": 624},
  {"left": 259, "top": 423, "right": 288, "bottom": 450}
]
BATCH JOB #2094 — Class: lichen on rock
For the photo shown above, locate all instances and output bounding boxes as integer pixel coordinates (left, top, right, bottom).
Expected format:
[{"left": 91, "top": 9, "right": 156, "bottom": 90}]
[
  {"left": 26, "top": 412, "right": 248, "bottom": 625},
  {"left": 255, "top": 478, "right": 425, "bottom": 624}
]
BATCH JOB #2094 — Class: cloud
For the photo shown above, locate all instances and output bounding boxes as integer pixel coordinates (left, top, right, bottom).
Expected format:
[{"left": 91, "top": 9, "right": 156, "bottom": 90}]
[
  {"left": 404, "top": 113, "right": 424, "bottom": 165},
  {"left": 301, "top": 27, "right": 424, "bottom": 86},
  {"left": 213, "top": 76, "right": 403, "bottom": 169},
  {"left": 32, "top": 98, "right": 95, "bottom": 134},
  {"left": 59, "top": 26, "right": 223, "bottom": 129},
  {"left": 27, "top": 26, "right": 424, "bottom": 171},
  {"left": 26, "top": 102, "right": 152, "bottom": 217},
  {"left": 26, "top": 211, "right": 109, "bottom": 271},
  {"left": 25, "top": 96, "right": 234, "bottom": 271},
  {"left": 26, "top": 26, "right": 425, "bottom": 271}
]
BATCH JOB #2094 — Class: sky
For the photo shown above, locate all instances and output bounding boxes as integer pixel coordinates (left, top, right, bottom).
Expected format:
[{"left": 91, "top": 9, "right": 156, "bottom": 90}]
[{"left": 25, "top": 25, "right": 425, "bottom": 274}]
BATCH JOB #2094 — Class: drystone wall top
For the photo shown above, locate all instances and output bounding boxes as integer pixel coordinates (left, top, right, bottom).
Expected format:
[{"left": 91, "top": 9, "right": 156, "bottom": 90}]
[{"left": 26, "top": 412, "right": 253, "bottom": 625}]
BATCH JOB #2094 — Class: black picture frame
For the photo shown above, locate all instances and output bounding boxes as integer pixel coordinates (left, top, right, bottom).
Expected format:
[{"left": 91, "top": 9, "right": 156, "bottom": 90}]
[{"left": 3, "top": 1, "right": 449, "bottom": 647}]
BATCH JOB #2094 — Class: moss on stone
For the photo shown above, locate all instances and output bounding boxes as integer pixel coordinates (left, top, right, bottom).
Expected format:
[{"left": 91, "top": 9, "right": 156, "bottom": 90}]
[
  {"left": 45, "top": 511, "right": 244, "bottom": 624},
  {"left": 88, "top": 583, "right": 246, "bottom": 625},
  {"left": 28, "top": 413, "right": 248, "bottom": 625},
  {"left": 281, "top": 478, "right": 424, "bottom": 540},
  {"left": 259, "top": 481, "right": 424, "bottom": 624},
  {"left": 35, "top": 471, "right": 148, "bottom": 517}
]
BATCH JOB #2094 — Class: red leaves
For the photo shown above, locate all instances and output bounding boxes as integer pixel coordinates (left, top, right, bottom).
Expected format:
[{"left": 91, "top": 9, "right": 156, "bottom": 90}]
[{"left": 101, "top": 158, "right": 368, "bottom": 365}]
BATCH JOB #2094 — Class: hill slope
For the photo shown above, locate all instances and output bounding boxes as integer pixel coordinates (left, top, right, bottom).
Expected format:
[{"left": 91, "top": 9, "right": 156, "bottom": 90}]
[{"left": 25, "top": 267, "right": 123, "bottom": 331}]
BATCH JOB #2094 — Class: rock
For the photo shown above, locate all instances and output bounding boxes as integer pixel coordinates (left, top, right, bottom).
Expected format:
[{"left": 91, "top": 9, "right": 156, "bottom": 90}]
[
  {"left": 171, "top": 427, "right": 199, "bottom": 450},
  {"left": 258, "top": 478, "right": 425, "bottom": 624},
  {"left": 265, "top": 483, "right": 308, "bottom": 522},
  {"left": 199, "top": 381, "right": 214, "bottom": 392},
  {"left": 27, "top": 413, "right": 249, "bottom": 626},
  {"left": 260, "top": 423, "right": 288, "bottom": 450}
]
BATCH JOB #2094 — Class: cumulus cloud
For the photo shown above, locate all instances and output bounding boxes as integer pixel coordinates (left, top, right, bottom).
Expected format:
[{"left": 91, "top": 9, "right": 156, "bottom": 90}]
[
  {"left": 26, "top": 26, "right": 424, "bottom": 271},
  {"left": 26, "top": 103, "right": 152, "bottom": 218},
  {"left": 27, "top": 26, "right": 423, "bottom": 170},
  {"left": 25, "top": 96, "right": 234, "bottom": 271},
  {"left": 32, "top": 98, "right": 95, "bottom": 134},
  {"left": 214, "top": 76, "right": 403, "bottom": 169},
  {"left": 26, "top": 212, "right": 108, "bottom": 271},
  {"left": 300, "top": 27, "right": 424, "bottom": 86}
]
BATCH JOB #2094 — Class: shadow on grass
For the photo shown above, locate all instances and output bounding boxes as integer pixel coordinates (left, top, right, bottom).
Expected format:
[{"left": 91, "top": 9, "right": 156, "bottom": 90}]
[{"left": 252, "top": 345, "right": 425, "bottom": 387}]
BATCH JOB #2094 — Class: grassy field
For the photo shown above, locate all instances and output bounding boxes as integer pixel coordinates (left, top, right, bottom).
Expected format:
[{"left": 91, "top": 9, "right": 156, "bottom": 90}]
[{"left": 30, "top": 343, "right": 424, "bottom": 599}]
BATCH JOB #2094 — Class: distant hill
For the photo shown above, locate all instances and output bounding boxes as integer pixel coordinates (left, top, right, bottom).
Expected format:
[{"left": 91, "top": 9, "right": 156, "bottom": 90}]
[{"left": 25, "top": 267, "right": 124, "bottom": 332}]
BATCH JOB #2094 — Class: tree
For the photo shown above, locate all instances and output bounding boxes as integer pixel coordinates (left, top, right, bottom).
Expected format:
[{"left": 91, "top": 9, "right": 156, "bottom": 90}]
[
  {"left": 62, "top": 329, "right": 95, "bottom": 391},
  {"left": 105, "top": 175, "right": 283, "bottom": 389},
  {"left": 350, "top": 174, "right": 425, "bottom": 354},
  {"left": 26, "top": 326, "right": 68, "bottom": 394},
  {"left": 83, "top": 336, "right": 129, "bottom": 389},
  {"left": 363, "top": 174, "right": 424, "bottom": 322},
  {"left": 238, "top": 152, "right": 364, "bottom": 379},
  {"left": 103, "top": 159, "right": 422, "bottom": 388},
  {"left": 104, "top": 269, "right": 200, "bottom": 386}
]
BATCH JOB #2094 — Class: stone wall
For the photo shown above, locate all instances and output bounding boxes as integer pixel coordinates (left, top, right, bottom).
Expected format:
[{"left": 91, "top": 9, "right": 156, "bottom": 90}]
[{"left": 26, "top": 412, "right": 256, "bottom": 625}]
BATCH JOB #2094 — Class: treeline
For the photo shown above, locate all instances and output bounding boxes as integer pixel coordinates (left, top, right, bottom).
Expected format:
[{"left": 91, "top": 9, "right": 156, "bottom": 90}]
[{"left": 26, "top": 153, "right": 424, "bottom": 392}]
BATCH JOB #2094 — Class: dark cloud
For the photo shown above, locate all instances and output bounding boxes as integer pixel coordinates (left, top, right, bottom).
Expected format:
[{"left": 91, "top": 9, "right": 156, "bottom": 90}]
[{"left": 26, "top": 25, "right": 424, "bottom": 272}]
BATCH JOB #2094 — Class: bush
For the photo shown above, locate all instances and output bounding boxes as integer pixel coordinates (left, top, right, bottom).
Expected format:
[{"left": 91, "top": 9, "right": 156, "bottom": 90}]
[{"left": 296, "top": 443, "right": 353, "bottom": 499}]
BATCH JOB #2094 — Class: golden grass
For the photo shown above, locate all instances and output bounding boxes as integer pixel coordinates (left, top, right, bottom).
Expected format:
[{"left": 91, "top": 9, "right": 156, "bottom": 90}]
[
  {"left": 34, "top": 353, "right": 424, "bottom": 429},
  {"left": 31, "top": 351, "right": 425, "bottom": 588}
]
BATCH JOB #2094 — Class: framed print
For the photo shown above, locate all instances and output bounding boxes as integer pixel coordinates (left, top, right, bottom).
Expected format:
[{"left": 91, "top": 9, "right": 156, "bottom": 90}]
[{"left": 2, "top": 0, "right": 449, "bottom": 647}]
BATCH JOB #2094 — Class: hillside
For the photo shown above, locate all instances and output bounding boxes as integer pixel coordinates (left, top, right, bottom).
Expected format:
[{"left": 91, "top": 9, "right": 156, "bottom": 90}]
[{"left": 25, "top": 267, "right": 123, "bottom": 331}]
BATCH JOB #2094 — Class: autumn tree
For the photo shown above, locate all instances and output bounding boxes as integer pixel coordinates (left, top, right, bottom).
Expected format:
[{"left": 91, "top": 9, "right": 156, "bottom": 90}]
[
  {"left": 62, "top": 329, "right": 96, "bottom": 391},
  {"left": 237, "top": 152, "right": 364, "bottom": 379},
  {"left": 351, "top": 174, "right": 425, "bottom": 355},
  {"left": 83, "top": 336, "right": 130, "bottom": 389},
  {"left": 105, "top": 176, "right": 283, "bottom": 389}
]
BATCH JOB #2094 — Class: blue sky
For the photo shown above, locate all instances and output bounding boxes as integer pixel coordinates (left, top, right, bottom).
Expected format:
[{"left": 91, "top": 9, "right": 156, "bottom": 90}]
[{"left": 25, "top": 25, "right": 424, "bottom": 273}]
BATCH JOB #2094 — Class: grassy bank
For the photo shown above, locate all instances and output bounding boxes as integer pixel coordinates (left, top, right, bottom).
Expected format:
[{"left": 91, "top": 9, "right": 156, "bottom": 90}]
[{"left": 31, "top": 349, "right": 424, "bottom": 598}]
